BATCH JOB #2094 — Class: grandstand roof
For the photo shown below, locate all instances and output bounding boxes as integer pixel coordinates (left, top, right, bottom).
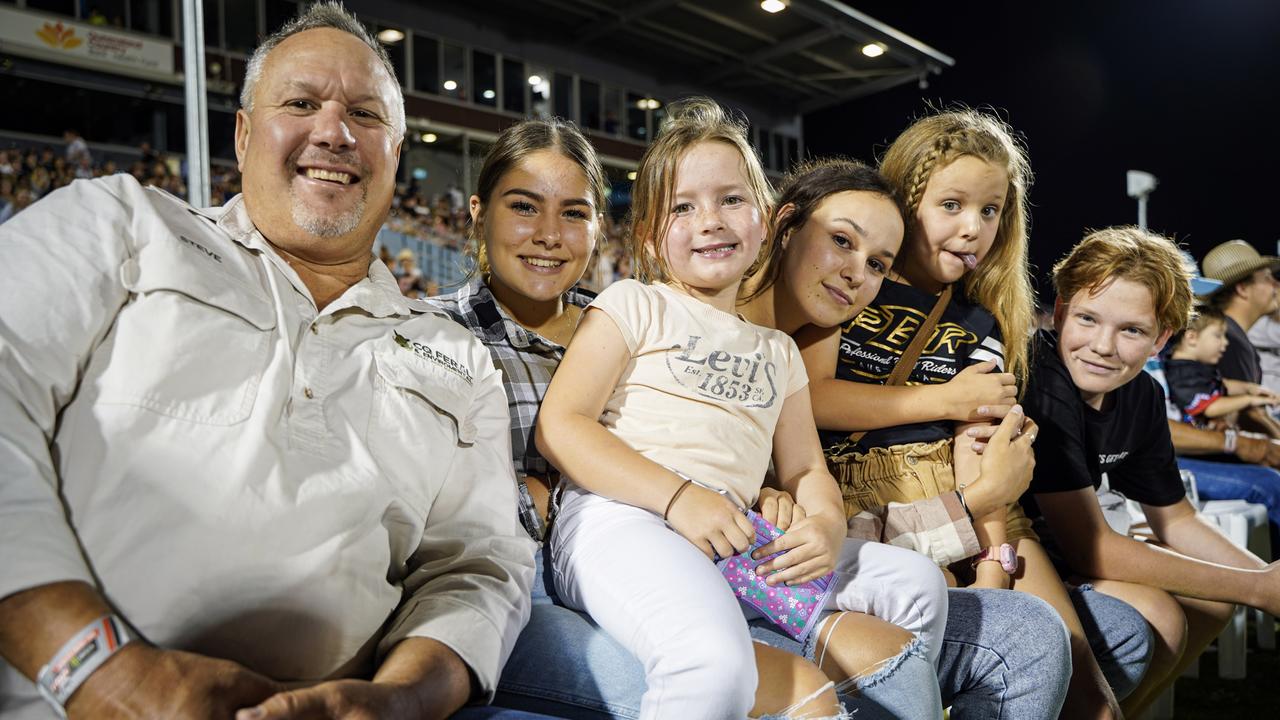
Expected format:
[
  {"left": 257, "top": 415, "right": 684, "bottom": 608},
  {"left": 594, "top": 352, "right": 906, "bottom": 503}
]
[{"left": 425, "top": 0, "right": 954, "bottom": 114}]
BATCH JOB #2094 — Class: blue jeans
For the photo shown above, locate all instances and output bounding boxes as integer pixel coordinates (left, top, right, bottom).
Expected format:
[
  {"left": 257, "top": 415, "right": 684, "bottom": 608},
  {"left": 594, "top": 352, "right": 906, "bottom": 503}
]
[
  {"left": 453, "top": 709, "right": 562, "bottom": 719},
  {"left": 1071, "top": 585, "right": 1153, "bottom": 701},
  {"left": 1178, "top": 456, "right": 1280, "bottom": 550},
  {"left": 490, "top": 550, "right": 1146, "bottom": 719},
  {"left": 491, "top": 548, "right": 645, "bottom": 719},
  {"left": 749, "top": 621, "right": 942, "bottom": 720}
]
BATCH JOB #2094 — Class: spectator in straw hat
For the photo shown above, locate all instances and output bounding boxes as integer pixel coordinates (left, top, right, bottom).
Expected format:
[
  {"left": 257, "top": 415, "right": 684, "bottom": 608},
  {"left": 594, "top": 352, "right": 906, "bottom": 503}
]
[
  {"left": 1202, "top": 240, "right": 1280, "bottom": 383},
  {"left": 1201, "top": 239, "right": 1280, "bottom": 438}
]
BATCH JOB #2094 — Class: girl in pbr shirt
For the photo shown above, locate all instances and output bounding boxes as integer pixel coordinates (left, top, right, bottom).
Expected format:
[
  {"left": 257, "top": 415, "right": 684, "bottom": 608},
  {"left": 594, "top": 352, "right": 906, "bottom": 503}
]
[{"left": 537, "top": 98, "right": 948, "bottom": 720}]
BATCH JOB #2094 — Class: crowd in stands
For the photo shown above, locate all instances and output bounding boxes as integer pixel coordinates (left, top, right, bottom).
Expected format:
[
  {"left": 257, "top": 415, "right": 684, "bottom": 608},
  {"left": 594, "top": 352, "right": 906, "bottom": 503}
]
[
  {"left": 1, "top": 134, "right": 634, "bottom": 295},
  {"left": 0, "top": 133, "right": 238, "bottom": 224}
]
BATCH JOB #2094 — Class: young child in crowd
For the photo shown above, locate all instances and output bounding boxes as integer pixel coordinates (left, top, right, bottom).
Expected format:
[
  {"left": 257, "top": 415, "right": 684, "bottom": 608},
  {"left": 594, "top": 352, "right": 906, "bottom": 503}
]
[
  {"left": 1164, "top": 303, "right": 1279, "bottom": 428},
  {"left": 536, "top": 98, "right": 950, "bottom": 719},
  {"left": 797, "top": 109, "right": 1141, "bottom": 716}
]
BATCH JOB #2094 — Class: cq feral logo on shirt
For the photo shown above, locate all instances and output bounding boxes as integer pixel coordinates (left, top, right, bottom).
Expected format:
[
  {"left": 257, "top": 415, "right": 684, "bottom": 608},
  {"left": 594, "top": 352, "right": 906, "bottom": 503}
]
[
  {"left": 667, "top": 335, "right": 777, "bottom": 407},
  {"left": 394, "top": 331, "right": 474, "bottom": 385}
]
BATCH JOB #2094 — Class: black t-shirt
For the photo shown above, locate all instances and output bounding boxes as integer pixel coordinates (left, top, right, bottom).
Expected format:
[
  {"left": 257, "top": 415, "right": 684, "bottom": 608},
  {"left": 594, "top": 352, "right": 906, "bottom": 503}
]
[
  {"left": 1021, "top": 330, "right": 1184, "bottom": 520},
  {"left": 820, "top": 279, "right": 1004, "bottom": 452},
  {"left": 1219, "top": 316, "right": 1262, "bottom": 384},
  {"left": 1163, "top": 359, "right": 1225, "bottom": 428}
]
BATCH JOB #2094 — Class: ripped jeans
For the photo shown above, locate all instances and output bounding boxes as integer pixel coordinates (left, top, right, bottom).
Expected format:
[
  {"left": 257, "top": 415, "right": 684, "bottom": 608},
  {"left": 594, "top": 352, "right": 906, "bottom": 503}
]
[
  {"left": 544, "top": 487, "right": 948, "bottom": 719},
  {"left": 491, "top": 552, "right": 1077, "bottom": 719}
]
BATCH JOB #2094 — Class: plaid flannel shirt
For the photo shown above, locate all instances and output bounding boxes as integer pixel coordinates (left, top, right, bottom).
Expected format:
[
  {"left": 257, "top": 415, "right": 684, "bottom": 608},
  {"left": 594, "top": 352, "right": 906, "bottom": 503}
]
[{"left": 429, "top": 277, "right": 593, "bottom": 542}]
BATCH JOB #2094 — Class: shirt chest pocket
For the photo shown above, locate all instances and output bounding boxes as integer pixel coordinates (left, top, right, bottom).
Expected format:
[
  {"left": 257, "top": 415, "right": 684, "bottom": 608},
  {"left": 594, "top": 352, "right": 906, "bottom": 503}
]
[
  {"left": 91, "top": 241, "right": 277, "bottom": 425},
  {"left": 369, "top": 348, "right": 477, "bottom": 449}
]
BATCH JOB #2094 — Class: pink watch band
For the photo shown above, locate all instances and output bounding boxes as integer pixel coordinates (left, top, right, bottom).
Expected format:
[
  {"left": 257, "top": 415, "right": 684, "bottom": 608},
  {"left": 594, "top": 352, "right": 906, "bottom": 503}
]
[{"left": 972, "top": 543, "right": 1018, "bottom": 574}]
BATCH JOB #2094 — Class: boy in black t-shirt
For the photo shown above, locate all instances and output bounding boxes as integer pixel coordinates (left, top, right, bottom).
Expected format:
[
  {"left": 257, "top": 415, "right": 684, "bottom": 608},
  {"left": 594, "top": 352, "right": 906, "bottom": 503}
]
[{"left": 1022, "top": 226, "right": 1280, "bottom": 716}]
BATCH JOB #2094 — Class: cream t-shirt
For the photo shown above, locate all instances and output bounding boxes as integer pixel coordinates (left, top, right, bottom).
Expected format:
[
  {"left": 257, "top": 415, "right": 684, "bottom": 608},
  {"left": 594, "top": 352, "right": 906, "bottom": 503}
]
[{"left": 588, "top": 280, "right": 808, "bottom": 508}]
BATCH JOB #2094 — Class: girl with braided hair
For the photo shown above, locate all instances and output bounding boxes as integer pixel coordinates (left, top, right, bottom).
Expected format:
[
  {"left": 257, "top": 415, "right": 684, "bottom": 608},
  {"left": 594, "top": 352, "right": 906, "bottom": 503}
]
[{"left": 795, "top": 109, "right": 1148, "bottom": 718}]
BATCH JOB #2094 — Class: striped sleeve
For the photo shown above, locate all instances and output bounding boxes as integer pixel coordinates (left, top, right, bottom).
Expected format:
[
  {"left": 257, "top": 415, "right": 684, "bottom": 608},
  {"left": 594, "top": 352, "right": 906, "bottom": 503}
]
[{"left": 967, "top": 325, "right": 1005, "bottom": 371}]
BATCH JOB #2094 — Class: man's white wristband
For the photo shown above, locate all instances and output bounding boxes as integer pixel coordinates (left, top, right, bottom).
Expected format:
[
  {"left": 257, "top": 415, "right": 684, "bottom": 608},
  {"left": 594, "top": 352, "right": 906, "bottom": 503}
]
[
  {"left": 36, "top": 615, "right": 134, "bottom": 717},
  {"left": 1224, "top": 428, "right": 1238, "bottom": 454}
]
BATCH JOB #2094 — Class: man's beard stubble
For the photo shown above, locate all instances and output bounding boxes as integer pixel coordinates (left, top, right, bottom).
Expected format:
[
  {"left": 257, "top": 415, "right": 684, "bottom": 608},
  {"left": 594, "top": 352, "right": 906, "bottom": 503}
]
[{"left": 290, "top": 181, "right": 367, "bottom": 238}]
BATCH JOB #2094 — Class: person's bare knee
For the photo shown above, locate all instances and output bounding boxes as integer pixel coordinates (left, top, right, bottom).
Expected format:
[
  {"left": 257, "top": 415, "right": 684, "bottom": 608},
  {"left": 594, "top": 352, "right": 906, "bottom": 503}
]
[
  {"left": 1178, "top": 596, "right": 1234, "bottom": 653},
  {"left": 750, "top": 643, "right": 840, "bottom": 719},
  {"left": 813, "top": 611, "right": 914, "bottom": 682}
]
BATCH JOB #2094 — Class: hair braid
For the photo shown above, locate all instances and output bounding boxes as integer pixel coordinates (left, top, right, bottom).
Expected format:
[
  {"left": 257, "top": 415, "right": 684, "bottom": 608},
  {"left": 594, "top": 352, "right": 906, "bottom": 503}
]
[{"left": 879, "top": 108, "right": 1035, "bottom": 390}]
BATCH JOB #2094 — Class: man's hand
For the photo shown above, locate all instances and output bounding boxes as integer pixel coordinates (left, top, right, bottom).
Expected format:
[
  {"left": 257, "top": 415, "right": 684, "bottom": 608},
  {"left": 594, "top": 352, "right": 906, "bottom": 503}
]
[
  {"left": 940, "top": 361, "right": 1018, "bottom": 423},
  {"left": 237, "top": 680, "right": 428, "bottom": 720},
  {"left": 237, "top": 637, "right": 471, "bottom": 720},
  {"left": 1234, "top": 431, "right": 1280, "bottom": 468},
  {"left": 666, "top": 484, "right": 755, "bottom": 560},
  {"left": 756, "top": 486, "right": 807, "bottom": 531},
  {"left": 67, "top": 644, "right": 279, "bottom": 719},
  {"left": 751, "top": 509, "right": 846, "bottom": 585}
]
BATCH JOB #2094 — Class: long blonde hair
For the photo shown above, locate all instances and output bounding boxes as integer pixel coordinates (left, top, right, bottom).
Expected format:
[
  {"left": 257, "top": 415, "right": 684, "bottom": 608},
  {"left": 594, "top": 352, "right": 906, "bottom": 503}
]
[
  {"left": 627, "top": 97, "right": 774, "bottom": 283},
  {"left": 880, "top": 108, "right": 1035, "bottom": 387}
]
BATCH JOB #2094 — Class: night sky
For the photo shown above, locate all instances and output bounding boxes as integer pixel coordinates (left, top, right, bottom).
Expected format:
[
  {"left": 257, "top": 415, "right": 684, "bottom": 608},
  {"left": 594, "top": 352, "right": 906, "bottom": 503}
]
[{"left": 804, "top": 0, "right": 1280, "bottom": 304}]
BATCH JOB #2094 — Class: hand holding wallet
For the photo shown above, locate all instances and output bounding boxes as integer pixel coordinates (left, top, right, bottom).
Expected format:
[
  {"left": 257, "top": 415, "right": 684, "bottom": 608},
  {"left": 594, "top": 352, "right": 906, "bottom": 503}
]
[{"left": 717, "top": 509, "right": 835, "bottom": 642}]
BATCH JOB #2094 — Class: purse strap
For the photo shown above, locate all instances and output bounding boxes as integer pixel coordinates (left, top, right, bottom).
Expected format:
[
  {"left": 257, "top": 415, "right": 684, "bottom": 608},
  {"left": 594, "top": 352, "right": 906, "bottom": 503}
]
[{"left": 840, "top": 284, "right": 953, "bottom": 449}]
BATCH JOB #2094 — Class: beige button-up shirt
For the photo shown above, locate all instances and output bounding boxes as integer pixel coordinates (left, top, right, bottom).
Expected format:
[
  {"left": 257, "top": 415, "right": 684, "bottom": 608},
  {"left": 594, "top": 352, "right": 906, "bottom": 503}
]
[{"left": 0, "top": 176, "right": 534, "bottom": 716}]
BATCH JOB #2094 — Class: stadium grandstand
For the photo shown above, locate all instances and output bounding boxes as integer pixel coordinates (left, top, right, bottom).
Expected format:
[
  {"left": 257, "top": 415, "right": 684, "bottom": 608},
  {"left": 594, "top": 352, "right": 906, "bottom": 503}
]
[{"left": 0, "top": 0, "right": 950, "bottom": 292}]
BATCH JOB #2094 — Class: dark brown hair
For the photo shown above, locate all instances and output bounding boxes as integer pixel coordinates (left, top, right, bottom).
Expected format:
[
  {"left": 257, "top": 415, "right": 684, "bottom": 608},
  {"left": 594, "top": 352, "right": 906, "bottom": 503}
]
[
  {"left": 743, "top": 156, "right": 904, "bottom": 301},
  {"left": 467, "top": 117, "right": 608, "bottom": 275}
]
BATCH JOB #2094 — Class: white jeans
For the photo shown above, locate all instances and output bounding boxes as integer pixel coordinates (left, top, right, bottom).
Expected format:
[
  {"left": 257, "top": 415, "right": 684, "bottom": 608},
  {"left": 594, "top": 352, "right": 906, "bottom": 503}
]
[{"left": 551, "top": 485, "right": 949, "bottom": 720}]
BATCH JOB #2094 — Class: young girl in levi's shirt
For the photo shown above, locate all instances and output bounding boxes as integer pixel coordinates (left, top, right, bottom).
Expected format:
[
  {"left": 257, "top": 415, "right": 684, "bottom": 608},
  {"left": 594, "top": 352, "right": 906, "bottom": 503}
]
[
  {"left": 537, "top": 98, "right": 948, "bottom": 720},
  {"left": 799, "top": 109, "right": 1137, "bottom": 718}
]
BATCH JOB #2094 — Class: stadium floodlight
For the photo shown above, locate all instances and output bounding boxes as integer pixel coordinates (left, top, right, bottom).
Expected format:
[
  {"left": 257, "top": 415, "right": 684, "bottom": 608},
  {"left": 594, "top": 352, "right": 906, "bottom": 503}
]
[
  {"left": 1126, "top": 170, "right": 1158, "bottom": 229},
  {"left": 376, "top": 28, "right": 404, "bottom": 44},
  {"left": 761, "top": 0, "right": 788, "bottom": 14},
  {"left": 862, "top": 43, "right": 886, "bottom": 58}
]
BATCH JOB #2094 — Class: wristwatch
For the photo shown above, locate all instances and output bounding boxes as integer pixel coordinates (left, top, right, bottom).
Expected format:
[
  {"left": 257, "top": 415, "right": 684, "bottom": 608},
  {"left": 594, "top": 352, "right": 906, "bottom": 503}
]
[{"left": 971, "top": 543, "right": 1018, "bottom": 574}]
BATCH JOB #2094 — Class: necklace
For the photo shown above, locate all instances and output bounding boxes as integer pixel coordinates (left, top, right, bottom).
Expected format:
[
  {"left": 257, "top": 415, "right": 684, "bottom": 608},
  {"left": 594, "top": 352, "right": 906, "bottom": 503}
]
[
  {"left": 537, "top": 305, "right": 582, "bottom": 347},
  {"left": 496, "top": 297, "right": 582, "bottom": 347}
]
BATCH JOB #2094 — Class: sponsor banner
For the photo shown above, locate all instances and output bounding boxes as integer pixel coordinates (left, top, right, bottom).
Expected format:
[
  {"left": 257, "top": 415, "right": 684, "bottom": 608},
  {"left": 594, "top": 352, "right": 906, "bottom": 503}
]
[{"left": 0, "top": 6, "right": 175, "bottom": 79}]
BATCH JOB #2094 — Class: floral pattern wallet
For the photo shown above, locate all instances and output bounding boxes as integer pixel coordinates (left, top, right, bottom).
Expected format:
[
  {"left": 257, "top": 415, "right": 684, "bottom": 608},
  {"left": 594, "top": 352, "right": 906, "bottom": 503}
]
[{"left": 717, "top": 510, "right": 835, "bottom": 642}]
